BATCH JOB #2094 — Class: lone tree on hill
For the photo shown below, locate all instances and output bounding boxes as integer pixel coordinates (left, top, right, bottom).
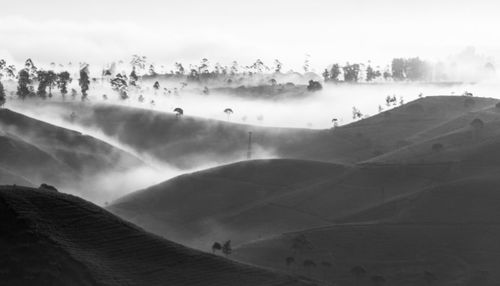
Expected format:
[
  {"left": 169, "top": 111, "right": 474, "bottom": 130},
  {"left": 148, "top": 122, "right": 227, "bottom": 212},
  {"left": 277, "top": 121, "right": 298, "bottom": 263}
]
[
  {"left": 211, "top": 242, "right": 222, "bottom": 254},
  {"left": 174, "top": 107, "right": 184, "bottom": 118},
  {"left": 222, "top": 240, "right": 232, "bottom": 256},
  {"left": 224, "top": 108, "right": 233, "bottom": 120}
]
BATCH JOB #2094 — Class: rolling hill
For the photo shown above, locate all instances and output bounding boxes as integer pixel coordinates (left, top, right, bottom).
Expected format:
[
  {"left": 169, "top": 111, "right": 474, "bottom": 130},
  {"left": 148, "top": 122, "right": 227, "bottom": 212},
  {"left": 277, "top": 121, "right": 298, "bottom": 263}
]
[
  {"left": 232, "top": 176, "right": 500, "bottom": 286},
  {"left": 0, "top": 185, "right": 315, "bottom": 286},
  {"left": 0, "top": 108, "right": 145, "bottom": 202},
  {"left": 108, "top": 157, "right": 485, "bottom": 249},
  {"left": 14, "top": 95, "right": 499, "bottom": 169}
]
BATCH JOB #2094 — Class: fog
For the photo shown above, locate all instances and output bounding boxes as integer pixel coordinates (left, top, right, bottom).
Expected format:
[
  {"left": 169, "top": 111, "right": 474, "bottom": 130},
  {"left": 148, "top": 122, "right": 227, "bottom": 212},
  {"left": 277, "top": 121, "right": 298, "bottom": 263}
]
[{"left": 3, "top": 78, "right": 500, "bottom": 205}]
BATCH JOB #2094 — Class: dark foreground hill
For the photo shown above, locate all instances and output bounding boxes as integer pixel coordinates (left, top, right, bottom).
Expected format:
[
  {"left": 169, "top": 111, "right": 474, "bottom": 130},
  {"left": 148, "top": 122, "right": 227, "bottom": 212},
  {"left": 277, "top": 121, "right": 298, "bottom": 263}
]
[
  {"left": 0, "top": 186, "right": 315, "bottom": 286},
  {"left": 232, "top": 177, "right": 500, "bottom": 285}
]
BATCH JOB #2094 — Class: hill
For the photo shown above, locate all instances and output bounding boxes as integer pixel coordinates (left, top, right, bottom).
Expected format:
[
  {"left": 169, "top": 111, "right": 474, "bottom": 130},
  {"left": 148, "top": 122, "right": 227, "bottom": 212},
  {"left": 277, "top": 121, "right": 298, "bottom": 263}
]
[
  {"left": 108, "top": 159, "right": 349, "bottom": 247},
  {"left": 0, "top": 108, "right": 145, "bottom": 202},
  {"left": 108, "top": 158, "right": 485, "bottom": 248},
  {"left": 232, "top": 176, "right": 500, "bottom": 285},
  {"left": 16, "top": 96, "right": 500, "bottom": 169},
  {"left": 0, "top": 185, "right": 315, "bottom": 286}
]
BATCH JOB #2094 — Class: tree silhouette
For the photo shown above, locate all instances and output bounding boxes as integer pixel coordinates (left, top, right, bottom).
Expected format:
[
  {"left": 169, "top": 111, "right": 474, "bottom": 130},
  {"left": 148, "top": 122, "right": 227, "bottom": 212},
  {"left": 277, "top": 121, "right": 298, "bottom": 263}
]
[
  {"left": 79, "top": 65, "right": 90, "bottom": 101},
  {"left": 222, "top": 240, "right": 232, "bottom": 256},
  {"left": 211, "top": 242, "right": 222, "bottom": 254},
  {"left": 57, "top": 71, "right": 72, "bottom": 98},
  {"left": 350, "top": 265, "right": 367, "bottom": 286},
  {"left": 153, "top": 81, "right": 160, "bottom": 93},
  {"left": 129, "top": 68, "right": 138, "bottom": 86},
  {"left": 330, "top": 64, "right": 341, "bottom": 81},
  {"left": 307, "top": 80, "right": 322, "bottom": 91},
  {"left": 174, "top": 107, "right": 184, "bottom": 118},
  {"left": 224, "top": 108, "right": 234, "bottom": 120},
  {"left": 17, "top": 69, "right": 32, "bottom": 100}
]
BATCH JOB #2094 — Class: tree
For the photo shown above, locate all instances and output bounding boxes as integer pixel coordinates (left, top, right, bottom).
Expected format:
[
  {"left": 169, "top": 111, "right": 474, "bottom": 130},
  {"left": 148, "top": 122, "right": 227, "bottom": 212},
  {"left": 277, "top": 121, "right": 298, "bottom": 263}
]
[
  {"left": 330, "top": 64, "right": 341, "bottom": 81},
  {"left": 343, "top": 63, "right": 360, "bottom": 82},
  {"left": 0, "top": 81, "right": 6, "bottom": 107},
  {"left": 307, "top": 80, "right": 322, "bottom": 91},
  {"left": 129, "top": 68, "right": 138, "bottom": 86},
  {"left": 211, "top": 242, "right": 222, "bottom": 254},
  {"left": 175, "top": 62, "right": 185, "bottom": 75},
  {"left": 153, "top": 81, "right": 160, "bottom": 91},
  {"left": 110, "top": 74, "right": 128, "bottom": 100},
  {"left": 366, "top": 65, "right": 377, "bottom": 81},
  {"left": 17, "top": 69, "right": 32, "bottom": 100},
  {"left": 57, "top": 71, "right": 72, "bottom": 97},
  {"left": 322, "top": 69, "right": 330, "bottom": 81},
  {"left": 130, "top": 55, "right": 147, "bottom": 75},
  {"left": 224, "top": 108, "right": 233, "bottom": 120},
  {"left": 149, "top": 64, "right": 157, "bottom": 76},
  {"left": 25, "top": 58, "right": 38, "bottom": 78},
  {"left": 79, "top": 65, "right": 90, "bottom": 100},
  {"left": 274, "top": 59, "right": 283, "bottom": 73},
  {"left": 352, "top": 106, "right": 363, "bottom": 119},
  {"left": 350, "top": 265, "right": 367, "bottom": 286},
  {"left": 222, "top": 240, "right": 232, "bottom": 256},
  {"left": 174, "top": 107, "right": 184, "bottom": 118},
  {"left": 391, "top": 58, "right": 406, "bottom": 80},
  {"left": 37, "top": 70, "right": 57, "bottom": 98}
]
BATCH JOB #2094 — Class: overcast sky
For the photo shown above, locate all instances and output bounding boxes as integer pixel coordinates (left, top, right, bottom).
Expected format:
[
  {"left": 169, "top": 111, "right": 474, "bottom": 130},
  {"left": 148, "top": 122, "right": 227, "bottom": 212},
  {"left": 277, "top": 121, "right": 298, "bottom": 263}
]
[{"left": 0, "top": 0, "right": 499, "bottom": 71}]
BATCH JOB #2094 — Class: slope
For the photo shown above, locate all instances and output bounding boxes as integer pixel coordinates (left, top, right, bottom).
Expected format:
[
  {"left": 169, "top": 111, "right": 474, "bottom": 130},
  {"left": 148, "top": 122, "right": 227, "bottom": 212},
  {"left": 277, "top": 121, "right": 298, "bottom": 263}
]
[{"left": 0, "top": 185, "right": 314, "bottom": 286}]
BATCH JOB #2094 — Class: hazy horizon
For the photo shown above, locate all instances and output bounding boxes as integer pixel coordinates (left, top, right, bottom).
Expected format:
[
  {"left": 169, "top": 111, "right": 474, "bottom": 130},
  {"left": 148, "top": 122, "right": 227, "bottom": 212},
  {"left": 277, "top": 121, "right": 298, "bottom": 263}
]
[{"left": 1, "top": 0, "right": 499, "bottom": 71}]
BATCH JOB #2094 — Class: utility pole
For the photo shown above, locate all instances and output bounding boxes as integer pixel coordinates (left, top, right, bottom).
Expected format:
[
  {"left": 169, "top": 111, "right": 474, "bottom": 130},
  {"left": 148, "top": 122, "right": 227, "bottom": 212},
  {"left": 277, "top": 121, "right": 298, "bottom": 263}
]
[{"left": 247, "top": 131, "right": 252, "bottom": 160}]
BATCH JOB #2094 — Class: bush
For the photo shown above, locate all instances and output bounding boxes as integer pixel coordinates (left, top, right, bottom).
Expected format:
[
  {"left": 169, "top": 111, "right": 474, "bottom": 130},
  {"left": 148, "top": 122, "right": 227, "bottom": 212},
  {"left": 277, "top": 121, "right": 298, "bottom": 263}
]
[{"left": 470, "top": 118, "right": 484, "bottom": 130}]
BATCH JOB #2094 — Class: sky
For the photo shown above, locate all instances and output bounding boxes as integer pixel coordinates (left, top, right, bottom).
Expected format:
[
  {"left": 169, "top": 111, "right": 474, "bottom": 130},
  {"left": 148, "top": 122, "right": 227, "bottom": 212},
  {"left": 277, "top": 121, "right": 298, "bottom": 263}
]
[{"left": 0, "top": 0, "right": 499, "bottom": 71}]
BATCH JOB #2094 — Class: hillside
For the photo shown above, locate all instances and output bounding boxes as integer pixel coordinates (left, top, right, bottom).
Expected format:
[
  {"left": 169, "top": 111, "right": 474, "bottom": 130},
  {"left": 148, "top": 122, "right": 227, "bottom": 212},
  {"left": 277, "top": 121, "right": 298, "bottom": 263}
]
[
  {"left": 108, "top": 159, "right": 349, "bottom": 247},
  {"left": 232, "top": 176, "right": 500, "bottom": 285},
  {"left": 12, "top": 96, "right": 498, "bottom": 169},
  {"left": 0, "top": 108, "right": 145, "bottom": 202},
  {"left": 0, "top": 186, "right": 315, "bottom": 286},
  {"left": 108, "top": 158, "right": 484, "bottom": 248}
]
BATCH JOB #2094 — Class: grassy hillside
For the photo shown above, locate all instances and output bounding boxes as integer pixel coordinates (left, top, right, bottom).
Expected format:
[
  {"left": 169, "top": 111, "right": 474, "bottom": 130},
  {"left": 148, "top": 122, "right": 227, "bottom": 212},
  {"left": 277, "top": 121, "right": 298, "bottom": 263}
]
[
  {"left": 21, "top": 95, "right": 498, "bottom": 169},
  {"left": 0, "top": 186, "right": 315, "bottom": 286},
  {"left": 108, "top": 159, "right": 348, "bottom": 247},
  {"left": 232, "top": 176, "right": 500, "bottom": 285},
  {"left": 109, "top": 158, "right": 483, "bottom": 248},
  {"left": 0, "top": 108, "right": 145, "bottom": 202}
]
